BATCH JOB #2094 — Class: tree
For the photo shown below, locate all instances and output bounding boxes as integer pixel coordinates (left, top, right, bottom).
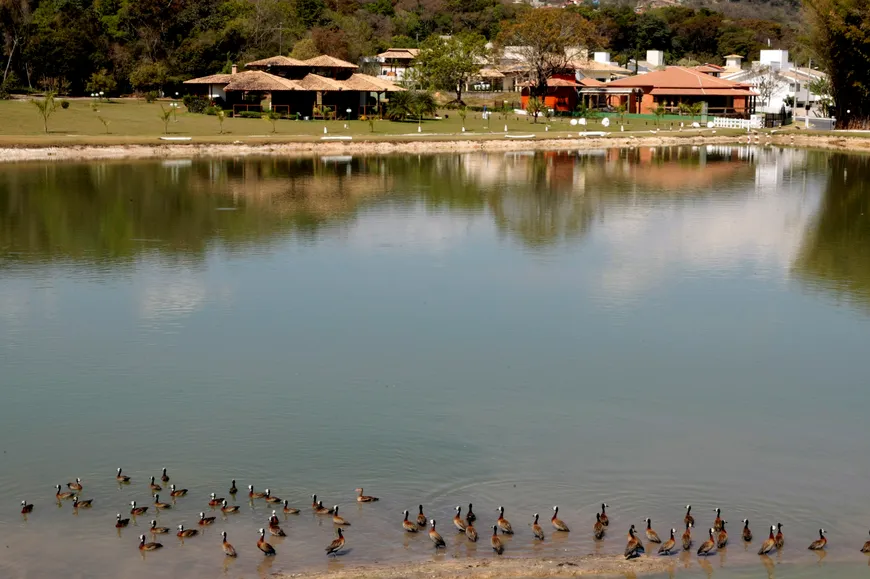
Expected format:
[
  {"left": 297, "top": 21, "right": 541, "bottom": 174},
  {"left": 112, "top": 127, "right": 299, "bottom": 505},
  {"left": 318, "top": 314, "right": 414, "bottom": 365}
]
[
  {"left": 416, "top": 32, "right": 488, "bottom": 105},
  {"left": 159, "top": 105, "right": 173, "bottom": 134},
  {"left": 215, "top": 108, "right": 226, "bottom": 134},
  {"left": 754, "top": 66, "right": 784, "bottom": 108},
  {"left": 385, "top": 90, "right": 436, "bottom": 121},
  {"left": 525, "top": 96, "right": 543, "bottom": 123},
  {"left": 652, "top": 103, "right": 666, "bottom": 126},
  {"left": 290, "top": 38, "right": 320, "bottom": 60},
  {"left": 263, "top": 110, "right": 280, "bottom": 132},
  {"left": 87, "top": 69, "right": 117, "bottom": 96},
  {"left": 498, "top": 9, "right": 602, "bottom": 97},
  {"left": 808, "top": 75, "right": 834, "bottom": 117},
  {"left": 30, "top": 90, "right": 58, "bottom": 133},
  {"left": 130, "top": 61, "right": 168, "bottom": 93}
]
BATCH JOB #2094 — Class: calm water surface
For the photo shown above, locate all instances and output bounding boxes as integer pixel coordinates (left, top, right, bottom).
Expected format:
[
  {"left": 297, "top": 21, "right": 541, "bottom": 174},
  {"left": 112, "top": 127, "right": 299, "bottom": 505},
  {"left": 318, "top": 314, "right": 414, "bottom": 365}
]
[{"left": 1, "top": 148, "right": 870, "bottom": 578}]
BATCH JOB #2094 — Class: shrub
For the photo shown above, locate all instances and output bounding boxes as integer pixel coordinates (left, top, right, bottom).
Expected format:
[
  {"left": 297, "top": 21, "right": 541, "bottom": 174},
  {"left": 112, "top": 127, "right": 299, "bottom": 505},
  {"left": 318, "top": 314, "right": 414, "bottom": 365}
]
[
  {"left": 385, "top": 90, "right": 438, "bottom": 121},
  {"left": 60, "top": 100, "right": 70, "bottom": 109},
  {"left": 144, "top": 91, "right": 159, "bottom": 103},
  {"left": 236, "top": 111, "right": 262, "bottom": 119},
  {"left": 182, "top": 94, "right": 210, "bottom": 114}
]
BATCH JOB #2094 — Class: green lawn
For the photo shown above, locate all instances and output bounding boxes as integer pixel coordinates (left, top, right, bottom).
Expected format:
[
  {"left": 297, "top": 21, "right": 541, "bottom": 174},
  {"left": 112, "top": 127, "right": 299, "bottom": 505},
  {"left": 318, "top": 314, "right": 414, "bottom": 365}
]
[{"left": 0, "top": 97, "right": 741, "bottom": 146}]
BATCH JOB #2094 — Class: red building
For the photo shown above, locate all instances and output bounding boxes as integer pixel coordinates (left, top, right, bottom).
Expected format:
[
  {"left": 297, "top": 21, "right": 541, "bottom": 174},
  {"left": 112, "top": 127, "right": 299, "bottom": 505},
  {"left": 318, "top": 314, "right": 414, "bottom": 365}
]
[{"left": 520, "top": 75, "right": 604, "bottom": 113}]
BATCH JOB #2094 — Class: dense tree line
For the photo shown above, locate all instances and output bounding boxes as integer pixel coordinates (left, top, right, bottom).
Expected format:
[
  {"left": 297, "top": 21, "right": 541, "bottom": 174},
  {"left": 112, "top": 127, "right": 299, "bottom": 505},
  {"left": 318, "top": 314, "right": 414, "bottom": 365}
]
[{"left": 1, "top": 0, "right": 803, "bottom": 97}]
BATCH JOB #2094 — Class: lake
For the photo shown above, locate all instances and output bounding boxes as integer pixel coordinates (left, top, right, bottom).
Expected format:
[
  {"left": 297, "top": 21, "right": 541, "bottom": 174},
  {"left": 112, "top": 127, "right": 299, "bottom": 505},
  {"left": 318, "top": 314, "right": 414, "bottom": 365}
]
[{"left": 1, "top": 147, "right": 869, "bottom": 579}]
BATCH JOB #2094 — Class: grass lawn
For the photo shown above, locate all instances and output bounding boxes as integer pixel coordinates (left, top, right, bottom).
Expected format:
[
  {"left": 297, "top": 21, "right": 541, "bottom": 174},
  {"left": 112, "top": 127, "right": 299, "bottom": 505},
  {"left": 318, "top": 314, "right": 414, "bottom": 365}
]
[{"left": 0, "top": 97, "right": 744, "bottom": 146}]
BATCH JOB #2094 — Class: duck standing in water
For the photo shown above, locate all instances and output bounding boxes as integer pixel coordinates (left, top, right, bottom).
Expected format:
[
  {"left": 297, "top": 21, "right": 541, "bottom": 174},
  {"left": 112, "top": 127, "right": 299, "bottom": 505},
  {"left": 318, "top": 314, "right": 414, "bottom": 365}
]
[
  {"left": 684, "top": 505, "right": 694, "bottom": 527},
  {"left": 355, "top": 488, "right": 379, "bottom": 502},
  {"left": 198, "top": 512, "right": 216, "bottom": 526},
  {"left": 169, "top": 485, "right": 188, "bottom": 498},
  {"left": 682, "top": 522, "right": 693, "bottom": 551},
  {"left": 116, "top": 514, "right": 130, "bottom": 528},
  {"left": 130, "top": 501, "right": 148, "bottom": 516},
  {"left": 742, "top": 519, "right": 752, "bottom": 542},
  {"left": 160, "top": 468, "right": 169, "bottom": 483},
  {"left": 257, "top": 528, "right": 275, "bottom": 555},
  {"left": 177, "top": 524, "right": 198, "bottom": 538},
  {"left": 153, "top": 495, "right": 171, "bottom": 510},
  {"left": 55, "top": 485, "right": 75, "bottom": 500},
  {"left": 453, "top": 506, "right": 467, "bottom": 533},
  {"left": 775, "top": 523, "right": 784, "bottom": 549},
  {"left": 532, "top": 513, "right": 545, "bottom": 540},
  {"left": 221, "top": 499, "right": 240, "bottom": 514},
  {"left": 283, "top": 500, "right": 300, "bottom": 514},
  {"left": 333, "top": 505, "right": 350, "bottom": 526},
  {"left": 116, "top": 468, "right": 131, "bottom": 483},
  {"left": 417, "top": 505, "right": 427, "bottom": 528},
  {"left": 229, "top": 480, "right": 238, "bottom": 495},
  {"left": 21, "top": 501, "right": 34, "bottom": 514},
  {"left": 466, "top": 519, "right": 478, "bottom": 542},
  {"left": 551, "top": 506, "right": 570, "bottom": 532},
  {"left": 402, "top": 510, "right": 418, "bottom": 533},
  {"left": 325, "top": 528, "right": 346, "bottom": 556},
  {"left": 713, "top": 508, "right": 724, "bottom": 532},
  {"left": 150, "top": 520, "right": 170, "bottom": 534},
  {"left": 625, "top": 526, "right": 643, "bottom": 559},
  {"left": 490, "top": 525, "right": 504, "bottom": 555},
  {"left": 593, "top": 513, "right": 605, "bottom": 540},
  {"left": 496, "top": 506, "right": 513, "bottom": 534},
  {"left": 697, "top": 528, "right": 716, "bottom": 556},
  {"left": 429, "top": 519, "right": 446, "bottom": 548},
  {"left": 600, "top": 503, "right": 610, "bottom": 527},
  {"left": 247, "top": 486, "right": 265, "bottom": 499},
  {"left": 315, "top": 501, "right": 334, "bottom": 515},
  {"left": 138, "top": 534, "right": 163, "bottom": 551},
  {"left": 264, "top": 489, "right": 281, "bottom": 504},
  {"left": 860, "top": 531, "right": 870, "bottom": 553},
  {"left": 73, "top": 496, "right": 93, "bottom": 508},
  {"left": 758, "top": 525, "right": 776, "bottom": 555},
  {"left": 149, "top": 477, "right": 162, "bottom": 492},
  {"left": 221, "top": 531, "right": 237, "bottom": 557},
  {"left": 67, "top": 478, "right": 83, "bottom": 492},
  {"left": 717, "top": 521, "right": 728, "bottom": 548},
  {"left": 808, "top": 529, "right": 827, "bottom": 550},
  {"left": 659, "top": 528, "right": 677, "bottom": 555},
  {"left": 644, "top": 518, "right": 661, "bottom": 543},
  {"left": 208, "top": 493, "right": 225, "bottom": 507},
  {"left": 466, "top": 503, "right": 476, "bottom": 524}
]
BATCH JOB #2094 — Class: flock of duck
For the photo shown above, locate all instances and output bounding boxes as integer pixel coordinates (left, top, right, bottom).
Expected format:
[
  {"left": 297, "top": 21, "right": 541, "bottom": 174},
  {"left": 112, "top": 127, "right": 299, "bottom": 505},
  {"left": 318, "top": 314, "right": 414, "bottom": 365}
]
[{"left": 21, "top": 468, "right": 870, "bottom": 562}]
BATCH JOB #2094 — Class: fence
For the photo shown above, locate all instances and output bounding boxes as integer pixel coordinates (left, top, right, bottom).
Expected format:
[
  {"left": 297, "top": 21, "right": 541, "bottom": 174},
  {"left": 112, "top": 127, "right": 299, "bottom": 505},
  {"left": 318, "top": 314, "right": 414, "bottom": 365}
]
[{"left": 712, "top": 116, "right": 764, "bottom": 130}]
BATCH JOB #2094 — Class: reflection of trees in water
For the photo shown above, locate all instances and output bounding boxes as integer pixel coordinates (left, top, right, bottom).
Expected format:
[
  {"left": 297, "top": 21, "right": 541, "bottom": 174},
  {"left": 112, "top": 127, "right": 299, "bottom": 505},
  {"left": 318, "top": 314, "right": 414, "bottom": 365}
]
[{"left": 793, "top": 153, "right": 870, "bottom": 311}]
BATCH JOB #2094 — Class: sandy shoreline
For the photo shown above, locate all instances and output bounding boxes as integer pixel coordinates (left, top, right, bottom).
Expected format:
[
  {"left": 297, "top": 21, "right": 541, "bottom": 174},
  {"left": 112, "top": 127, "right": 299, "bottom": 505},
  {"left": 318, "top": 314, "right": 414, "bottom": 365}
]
[{"left": 0, "top": 133, "right": 867, "bottom": 163}]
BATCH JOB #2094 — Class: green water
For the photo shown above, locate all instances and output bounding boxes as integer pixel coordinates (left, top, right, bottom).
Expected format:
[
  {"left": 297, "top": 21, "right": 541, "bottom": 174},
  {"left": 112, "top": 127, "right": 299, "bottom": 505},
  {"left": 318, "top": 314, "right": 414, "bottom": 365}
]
[{"left": 1, "top": 148, "right": 870, "bottom": 578}]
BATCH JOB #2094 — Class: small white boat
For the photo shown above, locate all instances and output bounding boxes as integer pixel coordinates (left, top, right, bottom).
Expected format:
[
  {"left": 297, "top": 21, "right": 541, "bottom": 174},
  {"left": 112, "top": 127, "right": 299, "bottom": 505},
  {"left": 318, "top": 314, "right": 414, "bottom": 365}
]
[
  {"left": 321, "top": 136, "right": 352, "bottom": 141},
  {"left": 159, "top": 136, "right": 192, "bottom": 141},
  {"left": 504, "top": 134, "right": 536, "bottom": 139}
]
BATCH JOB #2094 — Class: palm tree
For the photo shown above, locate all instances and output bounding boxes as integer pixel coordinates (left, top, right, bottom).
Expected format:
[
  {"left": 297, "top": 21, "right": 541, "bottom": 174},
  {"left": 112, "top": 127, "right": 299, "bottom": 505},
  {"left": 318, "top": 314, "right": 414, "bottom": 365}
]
[{"left": 385, "top": 91, "right": 437, "bottom": 122}]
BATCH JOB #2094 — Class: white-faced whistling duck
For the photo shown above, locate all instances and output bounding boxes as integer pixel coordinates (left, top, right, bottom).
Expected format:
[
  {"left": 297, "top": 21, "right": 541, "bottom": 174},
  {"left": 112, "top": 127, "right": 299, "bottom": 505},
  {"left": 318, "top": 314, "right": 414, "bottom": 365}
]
[
  {"left": 624, "top": 525, "right": 643, "bottom": 559},
  {"left": 717, "top": 521, "right": 728, "bottom": 548},
  {"left": 742, "top": 519, "right": 752, "bottom": 542},
  {"left": 682, "top": 522, "right": 693, "bottom": 551},
  {"left": 229, "top": 480, "right": 238, "bottom": 495},
  {"left": 685, "top": 505, "right": 694, "bottom": 527},
  {"left": 713, "top": 508, "right": 723, "bottom": 532},
  {"left": 153, "top": 495, "right": 171, "bottom": 510},
  {"left": 758, "top": 525, "right": 776, "bottom": 555},
  {"left": 73, "top": 497, "right": 93, "bottom": 508},
  {"left": 532, "top": 513, "right": 545, "bottom": 540},
  {"left": 466, "top": 503, "right": 476, "bottom": 524},
  {"left": 198, "top": 512, "right": 216, "bottom": 526},
  {"left": 593, "top": 513, "right": 605, "bottom": 540},
  {"left": 697, "top": 528, "right": 716, "bottom": 556},
  {"left": 496, "top": 506, "right": 513, "bottom": 534},
  {"left": 333, "top": 505, "right": 350, "bottom": 526},
  {"left": 257, "top": 528, "right": 276, "bottom": 556},
  {"left": 774, "top": 523, "right": 784, "bottom": 549},
  {"left": 466, "top": 521, "right": 478, "bottom": 542},
  {"left": 160, "top": 468, "right": 169, "bottom": 483},
  {"left": 20, "top": 501, "right": 34, "bottom": 514},
  {"left": 177, "top": 524, "right": 198, "bottom": 538},
  {"left": 116, "top": 514, "right": 130, "bottom": 528},
  {"left": 139, "top": 534, "right": 163, "bottom": 551},
  {"left": 659, "top": 528, "right": 677, "bottom": 555},
  {"left": 491, "top": 525, "right": 504, "bottom": 555},
  {"left": 267, "top": 520, "right": 286, "bottom": 537},
  {"left": 169, "top": 485, "right": 187, "bottom": 498},
  {"left": 355, "top": 487, "right": 379, "bottom": 502},
  {"left": 249, "top": 486, "right": 266, "bottom": 499},
  {"left": 600, "top": 503, "right": 610, "bottom": 527},
  {"left": 149, "top": 476, "right": 162, "bottom": 492},
  {"left": 221, "top": 500, "right": 240, "bottom": 514},
  {"left": 861, "top": 531, "right": 870, "bottom": 553},
  {"left": 551, "top": 506, "right": 570, "bottom": 532},
  {"left": 417, "top": 505, "right": 427, "bottom": 528},
  {"left": 116, "top": 468, "right": 131, "bottom": 483},
  {"left": 130, "top": 501, "right": 148, "bottom": 516},
  {"left": 808, "top": 529, "right": 827, "bottom": 550},
  {"left": 326, "top": 528, "right": 345, "bottom": 556},
  {"left": 453, "top": 506, "right": 468, "bottom": 532},
  {"left": 150, "top": 520, "right": 170, "bottom": 534},
  {"left": 55, "top": 485, "right": 75, "bottom": 500},
  {"left": 311, "top": 494, "right": 319, "bottom": 509},
  {"left": 269, "top": 510, "right": 280, "bottom": 526},
  {"left": 283, "top": 500, "right": 300, "bottom": 514},
  {"left": 208, "top": 493, "right": 225, "bottom": 507},
  {"left": 221, "top": 531, "right": 237, "bottom": 557},
  {"left": 429, "top": 519, "right": 446, "bottom": 548},
  {"left": 67, "top": 478, "right": 83, "bottom": 491},
  {"left": 264, "top": 489, "right": 281, "bottom": 504},
  {"left": 315, "top": 501, "right": 335, "bottom": 515},
  {"left": 645, "top": 518, "right": 661, "bottom": 543},
  {"left": 403, "top": 510, "right": 418, "bottom": 533}
]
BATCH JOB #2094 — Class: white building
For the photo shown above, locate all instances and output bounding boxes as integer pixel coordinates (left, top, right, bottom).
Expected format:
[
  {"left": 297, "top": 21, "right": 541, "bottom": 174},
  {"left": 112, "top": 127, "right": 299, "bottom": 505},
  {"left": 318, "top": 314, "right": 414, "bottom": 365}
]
[{"left": 722, "top": 49, "right": 827, "bottom": 114}]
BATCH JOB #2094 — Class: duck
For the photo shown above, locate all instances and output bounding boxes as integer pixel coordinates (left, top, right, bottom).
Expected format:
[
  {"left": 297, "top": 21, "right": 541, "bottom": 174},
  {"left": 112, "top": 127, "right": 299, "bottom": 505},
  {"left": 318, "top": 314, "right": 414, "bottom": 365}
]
[
  {"left": 332, "top": 505, "right": 350, "bottom": 526},
  {"left": 283, "top": 500, "right": 300, "bottom": 514},
  {"left": 249, "top": 485, "right": 266, "bottom": 500},
  {"left": 130, "top": 501, "right": 148, "bottom": 516},
  {"left": 491, "top": 525, "right": 505, "bottom": 555},
  {"left": 269, "top": 510, "right": 280, "bottom": 526},
  {"left": 417, "top": 505, "right": 427, "bottom": 528},
  {"left": 67, "top": 478, "right": 83, "bottom": 491},
  {"left": 315, "top": 500, "right": 335, "bottom": 515},
  {"left": 221, "top": 499, "right": 240, "bottom": 514},
  {"left": 775, "top": 523, "right": 784, "bottom": 549},
  {"left": 403, "top": 510, "right": 418, "bottom": 532},
  {"left": 177, "top": 524, "right": 198, "bottom": 538},
  {"left": 73, "top": 496, "right": 93, "bottom": 508},
  {"left": 169, "top": 485, "right": 188, "bottom": 498},
  {"left": 466, "top": 503, "right": 476, "bottom": 524},
  {"left": 311, "top": 494, "right": 320, "bottom": 509},
  {"left": 229, "top": 480, "right": 238, "bottom": 495},
  {"left": 466, "top": 520, "right": 478, "bottom": 542},
  {"left": 717, "top": 521, "right": 728, "bottom": 548},
  {"left": 600, "top": 503, "right": 610, "bottom": 527},
  {"left": 742, "top": 519, "right": 752, "bottom": 542},
  {"left": 659, "top": 528, "right": 676, "bottom": 555},
  {"left": 685, "top": 505, "right": 694, "bottom": 527},
  {"left": 55, "top": 485, "right": 75, "bottom": 500},
  {"left": 139, "top": 534, "right": 163, "bottom": 551},
  {"left": 697, "top": 528, "right": 716, "bottom": 556},
  {"left": 150, "top": 520, "right": 170, "bottom": 534},
  {"left": 116, "top": 468, "right": 131, "bottom": 483},
  {"left": 257, "top": 528, "right": 276, "bottom": 556},
  {"left": 629, "top": 524, "right": 645, "bottom": 552},
  {"left": 758, "top": 525, "right": 777, "bottom": 555},
  {"left": 264, "top": 489, "right": 281, "bottom": 504},
  {"left": 593, "top": 513, "right": 605, "bottom": 540},
  {"left": 645, "top": 518, "right": 661, "bottom": 543},
  {"left": 453, "top": 506, "right": 468, "bottom": 532},
  {"left": 160, "top": 468, "right": 169, "bottom": 483},
  {"left": 682, "top": 522, "right": 693, "bottom": 551},
  {"left": 532, "top": 513, "right": 545, "bottom": 540},
  {"left": 208, "top": 493, "right": 225, "bottom": 507},
  {"left": 221, "top": 531, "right": 237, "bottom": 557},
  {"left": 20, "top": 501, "right": 34, "bottom": 514},
  {"left": 429, "top": 519, "right": 446, "bottom": 548},
  {"left": 267, "top": 521, "right": 286, "bottom": 537},
  {"left": 116, "top": 513, "right": 130, "bottom": 528},
  {"left": 496, "top": 506, "right": 513, "bottom": 534},
  {"left": 625, "top": 525, "right": 643, "bottom": 559},
  {"left": 325, "top": 528, "right": 345, "bottom": 556},
  {"left": 198, "top": 512, "right": 216, "bottom": 526},
  {"left": 808, "top": 528, "right": 827, "bottom": 550},
  {"left": 713, "top": 508, "right": 724, "bottom": 532},
  {"left": 860, "top": 530, "right": 870, "bottom": 553},
  {"left": 551, "top": 506, "right": 570, "bottom": 532},
  {"left": 355, "top": 487, "right": 379, "bottom": 502},
  {"left": 149, "top": 477, "right": 162, "bottom": 492},
  {"left": 153, "top": 495, "right": 171, "bottom": 510}
]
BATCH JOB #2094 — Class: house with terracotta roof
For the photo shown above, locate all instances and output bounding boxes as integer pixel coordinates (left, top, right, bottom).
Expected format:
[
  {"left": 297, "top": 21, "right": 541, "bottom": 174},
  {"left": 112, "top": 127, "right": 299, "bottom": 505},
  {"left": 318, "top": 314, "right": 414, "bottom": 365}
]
[{"left": 376, "top": 48, "right": 419, "bottom": 82}]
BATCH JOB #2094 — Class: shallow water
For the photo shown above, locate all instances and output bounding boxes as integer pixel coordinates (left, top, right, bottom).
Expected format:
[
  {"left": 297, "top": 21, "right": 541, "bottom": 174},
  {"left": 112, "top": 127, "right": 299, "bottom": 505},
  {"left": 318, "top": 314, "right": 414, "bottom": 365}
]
[{"left": 1, "top": 147, "right": 870, "bottom": 578}]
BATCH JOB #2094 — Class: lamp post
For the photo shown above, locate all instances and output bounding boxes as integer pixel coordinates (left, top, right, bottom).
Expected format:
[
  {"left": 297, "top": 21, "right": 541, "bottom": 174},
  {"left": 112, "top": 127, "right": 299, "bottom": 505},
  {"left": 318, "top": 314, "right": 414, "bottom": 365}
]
[
  {"left": 99, "top": 90, "right": 104, "bottom": 102},
  {"left": 346, "top": 107, "right": 352, "bottom": 121}
]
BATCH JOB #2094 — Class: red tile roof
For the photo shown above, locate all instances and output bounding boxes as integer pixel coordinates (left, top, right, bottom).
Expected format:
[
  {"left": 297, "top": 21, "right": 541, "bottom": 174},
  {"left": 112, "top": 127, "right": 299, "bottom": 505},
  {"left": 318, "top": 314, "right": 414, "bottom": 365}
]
[{"left": 607, "top": 66, "right": 756, "bottom": 96}]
